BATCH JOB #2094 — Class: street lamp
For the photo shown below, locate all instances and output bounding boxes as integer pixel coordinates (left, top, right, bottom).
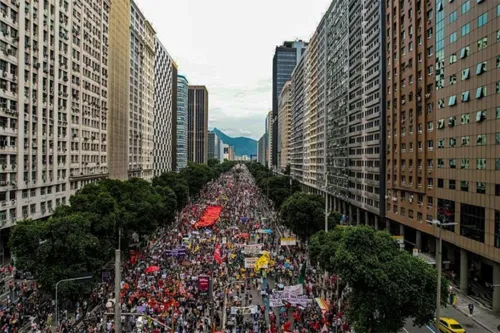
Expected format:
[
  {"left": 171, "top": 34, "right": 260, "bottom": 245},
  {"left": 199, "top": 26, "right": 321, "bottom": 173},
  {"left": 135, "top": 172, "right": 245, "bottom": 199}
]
[
  {"left": 55, "top": 275, "right": 92, "bottom": 327},
  {"left": 429, "top": 219, "right": 457, "bottom": 333}
]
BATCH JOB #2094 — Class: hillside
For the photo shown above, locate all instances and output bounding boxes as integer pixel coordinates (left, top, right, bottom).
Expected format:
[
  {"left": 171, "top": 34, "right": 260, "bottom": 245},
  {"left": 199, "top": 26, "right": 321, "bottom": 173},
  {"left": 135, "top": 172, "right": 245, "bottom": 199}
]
[{"left": 212, "top": 128, "right": 257, "bottom": 157}]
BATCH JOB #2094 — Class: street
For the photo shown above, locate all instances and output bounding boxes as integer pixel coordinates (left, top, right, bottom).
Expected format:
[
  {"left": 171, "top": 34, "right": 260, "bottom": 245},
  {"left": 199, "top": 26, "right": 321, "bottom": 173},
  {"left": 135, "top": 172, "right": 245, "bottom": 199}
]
[{"left": 402, "top": 306, "right": 490, "bottom": 333}]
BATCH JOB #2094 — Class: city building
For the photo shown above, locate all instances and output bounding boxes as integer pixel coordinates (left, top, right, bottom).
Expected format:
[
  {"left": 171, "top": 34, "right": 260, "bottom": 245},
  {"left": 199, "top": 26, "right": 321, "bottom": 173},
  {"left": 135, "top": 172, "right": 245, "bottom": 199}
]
[
  {"left": 222, "top": 144, "right": 234, "bottom": 161},
  {"left": 214, "top": 132, "right": 224, "bottom": 162},
  {"left": 265, "top": 111, "right": 273, "bottom": 169},
  {"left": 385, "top": 0, "right": 500, "bottom": 312},
  {"left": 153, "top": 38, "right": 177, "bottom": 176},
  {"left": 257, "top": 135, "right": 266, "bottom": 165},
  {"left": 176, "top": 75, "right": 188, "bottom": 170},
  {"left": 108, "top": 0, "right": 131, "bottom": 180},
  {"left": 208, "top": 131, "right": 216, "bottom": 160},
  {"left": 272, "top": 40, "right": 308, "bottom": 168},
  {"left": 127, "top": 2, "right": 156, "bottom": 180},
  {"left": 278, "top": 81, "right": 292, "bottom": 172},
  {"left": 290, "top": 52, "right": 307, "bottom": 183},
  {"left": 187, "top": 85, "right": 208, "bottom": 164},
  {"left": 0, "top": 0, "right": 110, "bottom": 236},
  {"left": 302, "top": 16, "right": 327, "bottom": 190}
]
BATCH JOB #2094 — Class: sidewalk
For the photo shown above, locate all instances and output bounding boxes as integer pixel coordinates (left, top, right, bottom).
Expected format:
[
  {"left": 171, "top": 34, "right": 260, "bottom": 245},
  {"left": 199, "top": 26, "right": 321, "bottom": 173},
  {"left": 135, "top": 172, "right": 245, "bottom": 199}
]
[{"left": 453, "top": 286, "right": 500, "bottom": 333}]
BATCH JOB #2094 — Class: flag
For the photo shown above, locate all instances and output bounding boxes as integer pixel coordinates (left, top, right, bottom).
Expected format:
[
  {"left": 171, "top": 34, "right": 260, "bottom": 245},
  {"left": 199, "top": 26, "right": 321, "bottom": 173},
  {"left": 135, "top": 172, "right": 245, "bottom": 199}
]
[
  {"left": 214, "top": 243, "right": 222, "bottom": 264},
  {"left": 298, "top": 262, "right": 306, "bottom": 284}
]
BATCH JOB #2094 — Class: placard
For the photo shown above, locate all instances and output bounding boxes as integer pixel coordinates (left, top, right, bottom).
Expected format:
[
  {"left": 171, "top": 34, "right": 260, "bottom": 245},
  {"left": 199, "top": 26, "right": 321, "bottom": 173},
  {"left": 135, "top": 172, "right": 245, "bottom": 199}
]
[
  {"left": 244, "top": 257, "right": 258, "bottom": 269},
  {"left": 280, "top": 237, "right": 297, "bottom": 246}
]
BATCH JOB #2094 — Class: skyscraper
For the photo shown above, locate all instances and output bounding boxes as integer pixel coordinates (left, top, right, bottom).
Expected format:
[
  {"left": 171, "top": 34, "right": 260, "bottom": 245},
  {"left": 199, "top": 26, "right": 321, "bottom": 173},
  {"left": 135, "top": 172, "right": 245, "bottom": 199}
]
[
  {"left": 272, "top": 40, "right": 308, "bottom": 168},
  {"left": 187, "top": 86, "right": 209, "bottom": 164},
  {"left": 0, "top": 0, "right": 110, "bottom": 233},
  {"left": 265, "top": 111, "right": 273, "bottom": 168},
  {"left": 208, "top": 131, "right": 216, "bottom": 160},
  {"left": 257, "top": 135, "right": 266, "bottom": 165},
  {"left": 176, "top": 75, "right": 189, "bottom": 170},
  {"left": 290, "top": 54, "right": 307, "bottom": 183},
  {"left": 278, "top": 81, "right": 292, "bottom": 172},
  {"left": 153, "top": 38, "right": 177, "bottom": 176}
]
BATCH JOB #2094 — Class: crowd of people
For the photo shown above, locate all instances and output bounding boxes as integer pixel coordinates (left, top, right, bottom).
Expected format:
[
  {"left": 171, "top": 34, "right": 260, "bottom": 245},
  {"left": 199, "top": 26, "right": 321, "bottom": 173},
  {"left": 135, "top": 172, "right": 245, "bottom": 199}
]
[{"left": 0, "top": 164, "right": 353, "bottom": 333}]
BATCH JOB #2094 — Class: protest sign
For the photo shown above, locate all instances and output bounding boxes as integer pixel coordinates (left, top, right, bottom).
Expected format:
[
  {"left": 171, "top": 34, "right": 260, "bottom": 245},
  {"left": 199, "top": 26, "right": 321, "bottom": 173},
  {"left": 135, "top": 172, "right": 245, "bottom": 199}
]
[
  {"left": 269, "top": 294, "right": 312, "bottom": 308},
  {"left": 231, "top": 305, "right": 258, "bottom": 315},
  {"left": 243, "top": 244, "right": 263, "bottom": 255},
  {"left": 244, "top": 257, "right": 258, "bottom": 269}
]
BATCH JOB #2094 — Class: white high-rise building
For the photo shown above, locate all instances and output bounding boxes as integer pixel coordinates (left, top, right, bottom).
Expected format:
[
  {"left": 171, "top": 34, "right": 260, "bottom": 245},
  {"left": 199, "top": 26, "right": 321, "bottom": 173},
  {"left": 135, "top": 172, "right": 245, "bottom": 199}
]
[
  {"left": 128, "top": 1, "right": 155, "bottom": 180},
  {"left": 153, "top": 38, "right": 177, "bottom": 176},
  {"left": 0, "top": 0, "right": 110, "bottom": 230}
]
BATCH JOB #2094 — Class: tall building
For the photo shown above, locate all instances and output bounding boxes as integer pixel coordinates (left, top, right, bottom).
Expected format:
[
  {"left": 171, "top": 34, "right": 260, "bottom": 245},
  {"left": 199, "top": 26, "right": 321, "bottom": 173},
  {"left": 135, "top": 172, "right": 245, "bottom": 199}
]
[
  {"left": 207, "top": 131, "right": 216, "bottom": 160},
  {"left": 386, "top": 0, "right": 500, "bottom": 312},
  {"left": 187, "top": 85, "right": 208, "bottom": 164},
  {"left": 153, "top": 38, "right": 177, "bottom": 176},
  {"left": 176, "top": 75, "right": 188, "bottom": 170},
  {"left": 272, "top": 40, "right": 308, "bottom": 168},
  {"left": 127, "top": 2, "right": 156, "bottom": 180},
  {"left": 265, "top": 111, "right": 273, "bottom": 168},
  {"left": 290, "top": 53, "right": 307, "bottom": 183},
  {"left": 0, "top": 0, "right": 110, "bottom": 234},
  {"left": 214, "top": 132, "right": 224, "bottom": 162},
  {"left": 257, "top": 135, "right": 266, "bottom": 165},
  {"left": 278, "top": 81, "right": 292, "bottom": 172},
  {"left": 303, "top": 16, "right": 327, "bottom": 189},
  {"left": 108, "top": 0, "right": 130, "bottom": 180}
]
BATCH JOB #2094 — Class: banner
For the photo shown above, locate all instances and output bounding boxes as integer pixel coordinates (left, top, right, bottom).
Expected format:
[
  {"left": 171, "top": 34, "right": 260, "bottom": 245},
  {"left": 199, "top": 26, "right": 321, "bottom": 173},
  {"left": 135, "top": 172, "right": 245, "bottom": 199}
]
[
  {"left": 280, "top": 237, "right": 297, "bottom": 246},
  {"left": 194, "top": 206, "right": 223, "bottom": 228},
  {"left": 243, "top": 244, "right": 264, "bottom": 255},
  {"left": 198, "top": 275, "right": 210, "bottom": 296},
  {"left": 254, "top": 252, "right": 271, "bottom": 271},
  {"left": 284, "top": 284, "right": 304, "bottom": 296},
  {"left": 244, "top": 257, "right": 258, "bottom": 269},
  {"left": 231, "top": 305, "right": 258, "bottom": 315},
  {"left": 269, "top": 294, "right": 312, "bottom": 308},
  {"left": 165, "top": 247, "right": 187, "bottom": 257}
]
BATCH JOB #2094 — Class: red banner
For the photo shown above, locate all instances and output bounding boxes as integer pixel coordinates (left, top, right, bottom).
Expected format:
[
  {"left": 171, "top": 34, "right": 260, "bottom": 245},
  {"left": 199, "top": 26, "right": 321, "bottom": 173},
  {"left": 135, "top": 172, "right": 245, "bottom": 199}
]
[{"left": 194, "top": 206, "right": 223, "bottom": 228}]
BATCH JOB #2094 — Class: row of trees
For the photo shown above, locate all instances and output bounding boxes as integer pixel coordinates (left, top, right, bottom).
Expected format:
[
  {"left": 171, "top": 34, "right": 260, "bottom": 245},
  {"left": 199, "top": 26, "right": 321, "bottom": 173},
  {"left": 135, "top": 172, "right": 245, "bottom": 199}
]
[
  {"left": 9, "top": 160, "right": 237, "bottom": 297},
  {"left": 248, "top": 162, "right": 447, "bottom": 333},
  {"left": 309, "top": 226, "right": 449, "bottom": 333}
]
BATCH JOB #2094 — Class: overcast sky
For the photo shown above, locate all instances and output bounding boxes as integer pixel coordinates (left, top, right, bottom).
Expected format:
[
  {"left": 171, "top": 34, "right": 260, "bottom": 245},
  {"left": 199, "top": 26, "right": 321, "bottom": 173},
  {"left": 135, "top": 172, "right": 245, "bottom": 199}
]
[{"left": 136, "top": 0, "right": 332, "bottom": 140}]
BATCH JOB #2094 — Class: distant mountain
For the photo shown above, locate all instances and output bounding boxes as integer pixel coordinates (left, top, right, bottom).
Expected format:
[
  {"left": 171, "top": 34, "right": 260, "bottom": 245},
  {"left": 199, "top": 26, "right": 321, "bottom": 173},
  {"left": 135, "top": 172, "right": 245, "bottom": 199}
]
[{"left": 212, "top": 128, "right": 257, "bottom": 157}]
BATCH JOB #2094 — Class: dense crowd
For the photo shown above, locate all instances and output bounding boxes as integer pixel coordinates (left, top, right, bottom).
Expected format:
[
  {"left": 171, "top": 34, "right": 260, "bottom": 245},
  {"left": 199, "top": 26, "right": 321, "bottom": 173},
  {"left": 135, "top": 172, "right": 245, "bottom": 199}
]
[{"left": 0, "top": 165, "right": 352, "bottom": 333}]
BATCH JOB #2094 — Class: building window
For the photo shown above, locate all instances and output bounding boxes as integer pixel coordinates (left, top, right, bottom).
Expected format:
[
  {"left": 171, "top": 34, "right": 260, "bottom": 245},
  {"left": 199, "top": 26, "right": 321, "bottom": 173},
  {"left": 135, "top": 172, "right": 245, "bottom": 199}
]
[
  {"left": 461, "top": 181, "right": 469, "bottom": 192},
  {"left": 495, "top": 211, "right": 500, "bottom": 248},
  {"left": 450, "top": 159, "right": 457, "bottom": 169},
  {"left": 461, "top": 159, "right": 470, "bottom": 169},
  {"left": 476, "top": 86, "right": 486, "bottom": 99},
  {"left": 496, "top": 159, "right": 500, "bottom": 170},
  {"left": 438, "top": 199, "right": 456, "bottom": 232},
  {"left": 461, "top": 113, "right": 470, "bottom": 124},
  {"left": 450, "top": 53, "right": 457, "bottom": 64},
  {"left": 450, "top": 10, "right": 457, "bottom": 23},
  {"left": 476, "top": 62, "right": 487, "bottom": 75},
  {"left": 476, "top": 158, "right": 486, "bottom": 170},
  {"left": 461, "top": 91, "right": 470, "bottom": 102},
  {"left": 438, "top": 158, "right": 444, "bottom": 168},
  {"left": 461, "top": 68, "right": 470, "bottom": 80},
  {"left": 461, "top": 23, "right": 470, "bottom": 36},
  {"left": 477, "top": 182, "right": 486, "bottom": 194},
  {"left": 477, "top": 13, "right": 488, "bottom": 27},
  {"left": 460, "top": 203, "right": 485, "bottom": 243},
  {"left": 477, "top": 134, "right": 486, "bottom": 146},
  {"left": 497, "top": 81, "right": 500, "bottom": 94},
  {"left": 476, "top": 110, "right": 486, "bottom": 122},
  {"left": 450, "top": 138, "right": 457, "bottom": 147},
  {"left": 460, "top": 46, "right": 470, "bottom": 59},
  {"left": 477, "top": 37, "right": 488, "bottom": 50},
  {"left": 461, "top": 136, "right": 470, "bottom": 147},
  {"left": 448, "top": 95, "right": 457, "bottom": 106},
  {"left": 496, "top": 133, "right": 500, "bottom": 144},
  {"left": 438, "top": 178, "right": 444, "bottom": 188},
  {"left": 461, "top": 1, "right": 470, "bottom": 14},
  {"left": 450, "top": 32, "right": 457, "bottom": 43},
  {"left": 449, "top": 179, "right": 456, "bottom": 190}
]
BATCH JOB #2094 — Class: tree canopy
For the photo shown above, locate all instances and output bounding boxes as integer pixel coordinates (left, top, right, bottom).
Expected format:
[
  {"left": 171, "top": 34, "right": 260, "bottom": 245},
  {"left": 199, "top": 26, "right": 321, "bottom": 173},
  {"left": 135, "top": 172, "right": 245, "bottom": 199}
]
[
  {"left": 280, "top": 192, "right": 325, "bottom": 241},
  {"left": 309, "top": 226, "right": 449, "bottom": 333}
]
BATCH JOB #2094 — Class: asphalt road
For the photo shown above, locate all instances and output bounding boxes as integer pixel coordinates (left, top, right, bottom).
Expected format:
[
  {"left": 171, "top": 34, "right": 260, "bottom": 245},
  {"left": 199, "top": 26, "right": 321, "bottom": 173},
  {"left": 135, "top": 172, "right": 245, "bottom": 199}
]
[{"left": 401, "top": 306, "right": 491, "bottom": 333}]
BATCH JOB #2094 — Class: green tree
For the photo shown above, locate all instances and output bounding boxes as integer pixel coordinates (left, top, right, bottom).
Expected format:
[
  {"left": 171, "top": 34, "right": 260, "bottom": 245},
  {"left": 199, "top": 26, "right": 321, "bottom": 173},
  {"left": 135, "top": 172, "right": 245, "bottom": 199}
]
[
  {"left": 180, "top": 162, "right": 215, "bottom": 196},
  {"left": 312, "top": 226, "right": 449, "bottom": 333},
  {"left": 280, "top": 192, "right": 324, "bottom": 241},
  {"left": 9, "top": 214, "right": 103, "bottom": 295},
  {"left": 207, "top": 158, "right": 220, "bottom": 168},
  {"left": 153, "top": 171, "right": 189, "bottom": 209}
]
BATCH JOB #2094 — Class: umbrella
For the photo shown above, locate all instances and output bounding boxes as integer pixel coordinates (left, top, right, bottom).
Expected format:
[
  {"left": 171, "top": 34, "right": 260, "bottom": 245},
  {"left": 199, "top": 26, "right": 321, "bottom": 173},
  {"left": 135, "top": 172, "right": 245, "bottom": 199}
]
[{"left": 145, "top": 266, "right": 160, "bottom": 273}]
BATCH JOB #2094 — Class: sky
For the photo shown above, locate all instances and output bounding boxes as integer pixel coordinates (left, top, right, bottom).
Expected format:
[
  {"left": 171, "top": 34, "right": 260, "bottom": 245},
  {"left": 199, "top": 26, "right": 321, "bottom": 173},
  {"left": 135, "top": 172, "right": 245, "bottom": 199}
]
[{"left": 136, "top": 0, "right": 332, "bottom": 140}]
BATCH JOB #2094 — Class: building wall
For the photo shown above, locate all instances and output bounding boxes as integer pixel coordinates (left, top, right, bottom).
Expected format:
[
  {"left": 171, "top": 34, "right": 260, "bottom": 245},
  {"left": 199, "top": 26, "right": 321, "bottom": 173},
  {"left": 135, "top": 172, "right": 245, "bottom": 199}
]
[
  {"left": 207, "top": 131, "right": 215, "bottom": 160},
  {"left": 187, "top": 86, "right": 208, "bottom": 164},
  {"left": 272, "top": 41, "right": 308, "bottom": 168},
  {"left": 257, "top": 135, "right": 266, "bottom": 165},
  {"left": 278, "top": 81, "right": 292, "bottom": 172},
  {"left": 0, "top": 0, "right": 111, "bottom": 227},
  {"left": 290, "top": 53, "right": 307, "bottom": 182},
  {"left": 303, "top": 17, "right": 327, "bottom": 189},
  {"left": 176, "top": 75, "right": 188, "bottom": 170},
  {"left": 152, "top": 38, "right": 175, "bottom": 177},
  {"left": 265, "top": 111, "right": 273, "bottom": 168},
  {"left": 128, "top": 2, "right": 155, "bottom": 180},
  {"left": 108, "top": 0, "right": 130, "bottom": 180}
]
